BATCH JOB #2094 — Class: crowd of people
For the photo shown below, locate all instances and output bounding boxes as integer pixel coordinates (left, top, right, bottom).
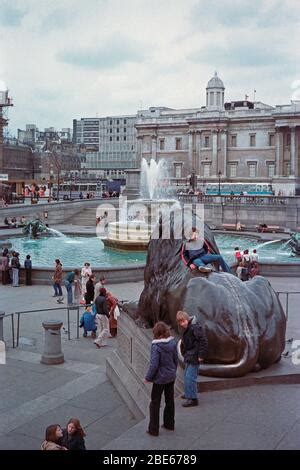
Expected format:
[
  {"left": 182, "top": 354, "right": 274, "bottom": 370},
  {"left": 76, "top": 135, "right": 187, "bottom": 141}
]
[
  {"left": 2, "top": 215, "right": 27, "bottom": 228},
  {"left": 234, "top": 247, "right": 259, "bottom": 281},
  {"left": 0, "top": 248, "right": 32, "bottom": 286},
  {"left": 52, "top": 261, "right": 120, "bottom": 343}
]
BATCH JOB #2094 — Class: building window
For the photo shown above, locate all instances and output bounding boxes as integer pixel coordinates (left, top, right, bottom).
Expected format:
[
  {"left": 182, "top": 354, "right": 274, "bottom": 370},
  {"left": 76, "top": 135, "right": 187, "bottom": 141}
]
[
  {"left": 204, "top": 136, "right": 210, "bottom": 148},
  {"left": 230, "top": 135, "right": 237, "bottom": 147},
  {"left": 248, "top": 163, "right": 257, "bottom": 177},
  {"left": 268, "top": 163, "right": 275, "bottom": 177},
  {"left": 203, "top": 164, "right": 210, "bottom": 177},
  {"left": 216, "top": 92, "right": 221, "bottom": 106},
  {"left": 175, "top": 138, "right": 182, "bottom": 150},
  {"left": 250, "top": 134, "right": 256, "bottom": 147},
  {"left": 110, "top": 128, "right": 112, "bottom": 133},
  {"left": 286, "top": 133, "right": 291, "bottom": 146},
  {"left": 285, "top": 162, "right": 291, "bottom": 176},
  {"left": 159, "top": 139, "right": 165, "bottom": 150},
  {"left": 269, "top": 134, "right": 275, "bottom": 146},
  {"left": 117, "top": 119, "right": 119, "bottom": 124},
  {"left": 209, "top": 92, "right": 214, "bottom": 106},
  {"left": 124, "top": 136, "right": 126, "bottom": 141},
  {"left": 116, "top": 136, "right": 119, "bottom": 141},
  {"left": 117, "top": 128, "right": 119, "bottom": 133},
  {"left": 124, "top": 119, "right": 127, "bottom": 124},
  {"left": 174, "top": 164, "right": 182, "bottom": 178},
  {"left": 110, "top": 120, "right": 112, "bottom": 125},
  {"left": 229, "top": 164, "right": 237, "bottom": 177},
  {"left": 109, "top": 136, "right": 112, "bottom": 141},
  {"left": 124, "top": 128, "right": 126, "bottom": 132}
]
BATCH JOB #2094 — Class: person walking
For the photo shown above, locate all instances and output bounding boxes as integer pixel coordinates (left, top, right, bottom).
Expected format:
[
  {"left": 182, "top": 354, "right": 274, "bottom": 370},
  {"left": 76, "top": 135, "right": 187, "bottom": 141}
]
[
  {"left": 144, "top": 321, "right": 178, "bottom": 436},
  {"left": 53, "top": 259, "right": 63, "bottom": 297},
  {"left": 24, "top": 254, "right": 32, "bottom": 285},
  {"left": 176, "top": 311, "right": 208, "bottom": 407},
  {"left": 93, "top": 288, "right": 109, "bottom": 348}
]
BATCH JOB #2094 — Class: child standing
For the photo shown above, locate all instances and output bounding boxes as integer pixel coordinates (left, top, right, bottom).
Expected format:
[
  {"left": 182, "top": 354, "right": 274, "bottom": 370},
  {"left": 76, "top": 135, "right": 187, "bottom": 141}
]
[
  {"left": 24, "top": 254, "right": 32, "bottom": 286},
  {"left": 144, "top": 321, "right": 178, "bottom": 436},
  {"left": 176, "top": 311, "right": 208, "bottom": 408}
]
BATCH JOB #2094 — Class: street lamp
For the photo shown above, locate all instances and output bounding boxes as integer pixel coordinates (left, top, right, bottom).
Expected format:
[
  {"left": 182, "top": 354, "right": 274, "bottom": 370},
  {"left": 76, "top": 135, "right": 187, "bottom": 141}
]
[{"left": 218, "top": 170, "right": 222, "bottom": 195}]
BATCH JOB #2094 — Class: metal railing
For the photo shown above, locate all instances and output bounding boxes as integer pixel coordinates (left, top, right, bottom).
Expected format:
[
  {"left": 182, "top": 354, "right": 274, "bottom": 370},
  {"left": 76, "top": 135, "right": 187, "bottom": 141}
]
[
  {"left": 276, "top": 291, "right": 300, "bottom": 322},
  {"left": 178, "top": 194, "right": 291, "bottom": 206},
  {"left": 15, "top": 305, "right": 85, "bottom": 348},
  {"left": 1, "top": 293, "right": 299, "bottom": 349}
]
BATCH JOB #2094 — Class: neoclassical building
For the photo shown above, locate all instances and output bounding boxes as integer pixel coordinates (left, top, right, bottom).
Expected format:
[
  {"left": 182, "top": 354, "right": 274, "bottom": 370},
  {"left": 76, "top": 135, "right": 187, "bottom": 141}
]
[{"left": 136, "top": 73, "right": 300, "bottom": 195}]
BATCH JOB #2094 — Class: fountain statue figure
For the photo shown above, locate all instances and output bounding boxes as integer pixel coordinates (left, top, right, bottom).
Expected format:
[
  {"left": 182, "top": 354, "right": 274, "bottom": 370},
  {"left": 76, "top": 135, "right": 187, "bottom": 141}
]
[
  {"left": 22, "top": 218, "right": 50, "bottom": 239},
  {"left": 289, "top": 232, "right": 300, "bottom": 256}
]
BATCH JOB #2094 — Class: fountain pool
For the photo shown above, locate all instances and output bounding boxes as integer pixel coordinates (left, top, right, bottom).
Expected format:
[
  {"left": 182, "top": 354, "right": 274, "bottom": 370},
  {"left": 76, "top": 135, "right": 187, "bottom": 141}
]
[{"left": 3, "top": 233, "right": 300, "bottom": 267}]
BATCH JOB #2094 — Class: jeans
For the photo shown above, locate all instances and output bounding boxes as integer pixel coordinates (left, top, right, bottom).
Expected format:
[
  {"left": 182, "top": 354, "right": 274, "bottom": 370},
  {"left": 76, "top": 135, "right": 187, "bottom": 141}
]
[
  {"left": 12, "top": 268, "right": 19, "bottom": 287},
  {"left": 193, "top": 253, "right": 231, "bottom": 273},
  {"left": 65, "top": 281, "right": 73, "bottom": 305},
  {"left": 53, "top": 282, "right": 63, "bottom": 296},
  {"left": 184, "top": 364, "right": 199, "bottom": 400},
  {"left": 148, "top": 382, "right": 175, "bottom": 435}
]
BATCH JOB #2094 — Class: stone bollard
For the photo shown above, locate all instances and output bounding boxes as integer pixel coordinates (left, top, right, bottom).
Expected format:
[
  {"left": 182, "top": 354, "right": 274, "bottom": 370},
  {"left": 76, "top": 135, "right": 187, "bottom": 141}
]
[
  {"left": 41, "top": 320, "right": 64, "bottom": 365},
  {"left": 0, "top": 311, "right": 5, "bottom": 342}
]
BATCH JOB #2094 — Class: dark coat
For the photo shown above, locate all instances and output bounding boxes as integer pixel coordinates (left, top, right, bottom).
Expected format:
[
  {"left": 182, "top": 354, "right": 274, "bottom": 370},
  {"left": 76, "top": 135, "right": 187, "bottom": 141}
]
[
  {"left": 85, "top": 279, "right": 95, "bottom": 303},
  {"left": 60, "top": 429, "right": 86, "bottom": 451},
  {"left": 94, "top": 294, "right": 109, "bottom": 317},
  {"left": 145, "top": 337, "right": 178, "bottom": 384},
  {"left": 182, "top": 317, "right": 208, "bottom": 365}
]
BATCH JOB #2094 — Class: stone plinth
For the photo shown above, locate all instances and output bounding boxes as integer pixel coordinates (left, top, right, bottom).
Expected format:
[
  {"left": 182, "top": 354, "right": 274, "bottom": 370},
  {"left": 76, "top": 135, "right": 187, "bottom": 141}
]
[
  {"left": 122, "top": 169, "right": 141, "bottom": 200},
  {"left": 41, "top": 320, "right": 64, "bottom": 365}
]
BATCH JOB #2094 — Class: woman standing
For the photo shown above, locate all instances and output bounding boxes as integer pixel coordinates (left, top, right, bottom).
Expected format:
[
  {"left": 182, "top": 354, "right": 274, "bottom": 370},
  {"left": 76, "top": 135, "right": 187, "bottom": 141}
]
[
  {"left": 61, "top": 417, "right": 86, "bottom": 450},
  {"left": 41, "top": 424, "right": 67, "bottom": 450},
  {"left": 1, "top": 249, "right": 10, "bottom": 285},
  {"left": 81, "top": 262, "right": 92, "bottom": 296},
  {"left": 106, "top": 290, "right": 119, "bottom": 337}
]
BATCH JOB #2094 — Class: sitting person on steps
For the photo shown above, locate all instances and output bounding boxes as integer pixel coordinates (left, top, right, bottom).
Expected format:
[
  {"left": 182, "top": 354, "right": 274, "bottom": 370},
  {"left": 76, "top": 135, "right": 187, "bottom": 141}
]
[{"left": 184, "top": 227, "right": 231, "bottom": 274}]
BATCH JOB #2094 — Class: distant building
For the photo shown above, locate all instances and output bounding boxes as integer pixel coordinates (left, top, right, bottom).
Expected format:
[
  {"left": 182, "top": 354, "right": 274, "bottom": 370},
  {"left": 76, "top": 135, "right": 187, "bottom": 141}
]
[
  {"left": 73, "top": 114, "right": 137, "bottom": 178},
  {"left": 136, "top": 73, "right": 300, "bottom": 195}
]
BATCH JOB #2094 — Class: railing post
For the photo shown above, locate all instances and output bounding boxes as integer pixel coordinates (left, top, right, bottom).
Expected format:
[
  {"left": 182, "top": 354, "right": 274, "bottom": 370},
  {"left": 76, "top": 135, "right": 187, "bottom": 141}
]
[{"left": 0, "top": 311, "right": 5, "bottom": 342}]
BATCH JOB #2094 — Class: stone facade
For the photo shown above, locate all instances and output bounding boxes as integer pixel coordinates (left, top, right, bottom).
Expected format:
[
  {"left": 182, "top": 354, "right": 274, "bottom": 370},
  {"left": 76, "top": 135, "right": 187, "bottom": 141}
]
[{"left": 136, "top": 74, "right": 300, "bottom": 195}]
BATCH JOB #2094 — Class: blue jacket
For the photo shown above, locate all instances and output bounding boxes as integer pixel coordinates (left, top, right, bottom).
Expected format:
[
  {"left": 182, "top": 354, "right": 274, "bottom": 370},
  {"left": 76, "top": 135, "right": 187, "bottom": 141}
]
[
  {"left": 80, "top": 311, "right": 96, "bottom": 331},
  {"left": 145, "top": 337, "right": 178, "bottom": 384}
]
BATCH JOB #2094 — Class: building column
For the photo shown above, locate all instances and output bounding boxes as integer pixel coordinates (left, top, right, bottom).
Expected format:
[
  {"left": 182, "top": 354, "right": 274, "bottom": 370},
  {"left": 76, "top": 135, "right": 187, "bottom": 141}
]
[
  {"left": 275, "top": 130, "right": 283, "bottom": 177},
  {"left": 211, "top": 130, "right": 218, "bottom": 176},
  {"left": 220, "top": 130, "right": 227, "bottom": 176},
  {"left": 290, "top": 126, "right": 296, "bottom": 176},
  {"left": 188, "top": 131, "right": 193, "bottom": 173},
  {"left": 151, "top": 135, "right": 157, "bottom": 160},
  {"left": 137, "top": 135, "right": 143, "bottom": 165},
  {"left": 196, "top": 131, "right": 201, "bottom": 174}
]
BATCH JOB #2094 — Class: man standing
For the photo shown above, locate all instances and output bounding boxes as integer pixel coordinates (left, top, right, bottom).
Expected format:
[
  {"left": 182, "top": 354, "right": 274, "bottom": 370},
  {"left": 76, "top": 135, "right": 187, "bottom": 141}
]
[
  {"left": 176, "top": 311, "right": 208, "bottom": 407},
  {"left": 94, "top": 288, "right": 109, "bottom": 348},
  {"left": 64, "top": 269, "right": 80, "bottom": 305}
]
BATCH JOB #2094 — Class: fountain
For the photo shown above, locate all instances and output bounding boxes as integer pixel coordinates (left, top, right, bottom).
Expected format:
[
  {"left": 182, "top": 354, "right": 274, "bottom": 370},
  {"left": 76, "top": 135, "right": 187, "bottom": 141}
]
[
  {"left": 288, "top": 232, "right": 300, "bottom": 256},
  {"left": 22, "top": 218, "right": 65, "bottom": 239},
  {"left": 102, "top": 158, "right": 178, "bottom": 250}
]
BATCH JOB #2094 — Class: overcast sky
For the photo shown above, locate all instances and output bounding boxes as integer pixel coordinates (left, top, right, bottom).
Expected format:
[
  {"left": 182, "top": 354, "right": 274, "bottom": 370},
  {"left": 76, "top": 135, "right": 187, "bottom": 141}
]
[{"left": 0, "top": 0, "right": 299, "bottom": 135}]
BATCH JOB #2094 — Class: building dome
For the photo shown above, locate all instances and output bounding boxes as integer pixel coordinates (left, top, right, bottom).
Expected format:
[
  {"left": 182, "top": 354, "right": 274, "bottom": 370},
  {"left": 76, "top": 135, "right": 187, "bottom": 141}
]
[{"left": 206, "top": 72, "right": 225, "bottom": 90}]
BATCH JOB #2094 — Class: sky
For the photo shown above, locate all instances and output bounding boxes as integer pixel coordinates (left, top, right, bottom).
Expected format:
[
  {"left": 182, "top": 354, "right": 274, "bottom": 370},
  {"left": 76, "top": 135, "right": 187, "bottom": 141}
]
[{"left": 0, "top": 0, "right": 299, "bottom": 135}]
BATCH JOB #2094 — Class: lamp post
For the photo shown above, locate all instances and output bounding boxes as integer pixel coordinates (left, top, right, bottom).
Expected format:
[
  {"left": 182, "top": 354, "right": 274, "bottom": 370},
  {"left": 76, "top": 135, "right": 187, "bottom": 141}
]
[{"left": 218, "top": 170, "right": 222, "bottom": 195}]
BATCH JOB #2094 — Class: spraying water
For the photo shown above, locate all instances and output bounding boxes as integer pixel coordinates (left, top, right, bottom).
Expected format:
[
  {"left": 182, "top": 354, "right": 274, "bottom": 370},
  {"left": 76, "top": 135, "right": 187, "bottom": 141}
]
[{"left": 140, "top": 158, "right": 170, "bottom": 200}]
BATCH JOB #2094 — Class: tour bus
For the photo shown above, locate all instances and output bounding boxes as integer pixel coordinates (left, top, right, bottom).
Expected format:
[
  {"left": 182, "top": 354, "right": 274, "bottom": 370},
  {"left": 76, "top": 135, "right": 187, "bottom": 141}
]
[{"left": 205, "top": 182, "right": 273, "bottom": 196}]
